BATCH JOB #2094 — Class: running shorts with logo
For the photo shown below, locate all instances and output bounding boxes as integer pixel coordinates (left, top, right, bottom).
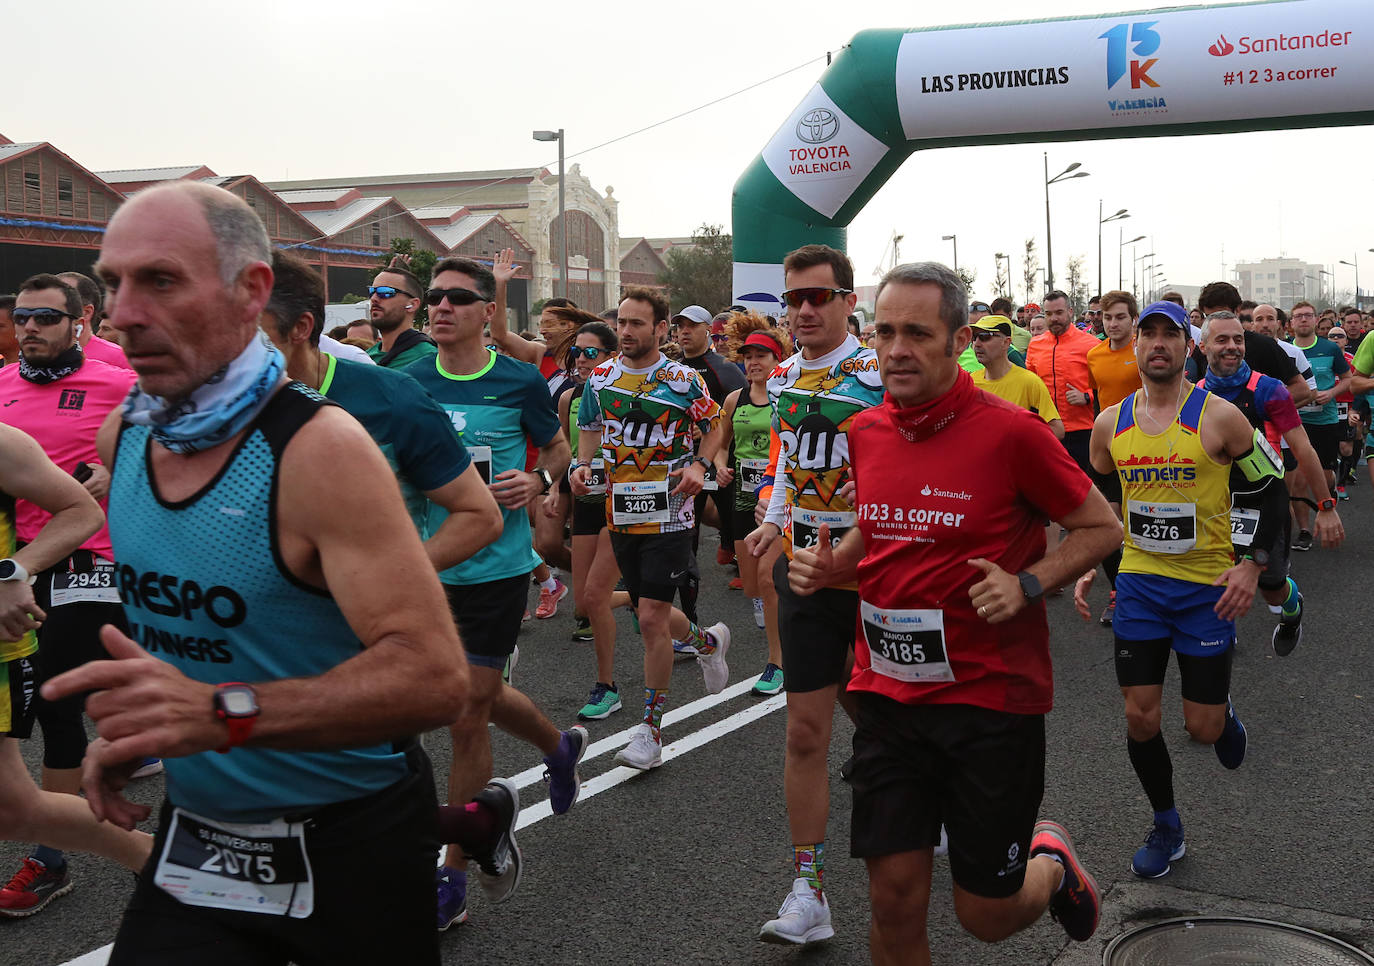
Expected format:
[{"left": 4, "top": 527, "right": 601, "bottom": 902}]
[
  {"left": 761, "top": 335, "right": 884, "bottom": 691},
  {"left": 843, "top": 379, "right": 1091, "bottom": 894},
  {"left": 407, "top": 350, "right": 561, "bottom": 663},
  {"left": 578, "top": 353, "right": 719, "bottom": 604},
  {"left": 1110, "top": 387, "right": 1236, "bottom": 696}
]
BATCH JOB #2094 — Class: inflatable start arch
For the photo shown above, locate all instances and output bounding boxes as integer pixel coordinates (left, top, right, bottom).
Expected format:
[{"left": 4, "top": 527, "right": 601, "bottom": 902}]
[{"left": 731, "top": 0, "right": 1374, "bottom": 309}]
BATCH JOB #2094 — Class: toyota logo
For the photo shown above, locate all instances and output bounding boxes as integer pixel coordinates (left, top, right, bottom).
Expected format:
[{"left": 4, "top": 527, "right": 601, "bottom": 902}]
[{"left": 796, "top": 108, "right": 839, "bottom": 144}]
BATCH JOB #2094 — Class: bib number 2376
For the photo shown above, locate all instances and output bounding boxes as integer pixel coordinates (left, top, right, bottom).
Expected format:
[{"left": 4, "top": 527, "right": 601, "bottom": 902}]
[{"left": 1126, "top": 500, "right": 1197, "bottom": 554}]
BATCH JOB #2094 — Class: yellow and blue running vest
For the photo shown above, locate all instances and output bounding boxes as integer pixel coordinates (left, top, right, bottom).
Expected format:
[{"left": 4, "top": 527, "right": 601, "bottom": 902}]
[
  {"left": 1111, "top": 385, "right": 1233, "bottom": 584},
  {"left": 0, "top": 488, "right": 37, "bottom": 663}
]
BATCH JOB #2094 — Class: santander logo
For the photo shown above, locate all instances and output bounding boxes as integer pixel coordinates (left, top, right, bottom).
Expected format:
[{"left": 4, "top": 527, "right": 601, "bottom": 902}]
[{"left": 1208, "top": 34, "right": 1235, "bottom": 56}]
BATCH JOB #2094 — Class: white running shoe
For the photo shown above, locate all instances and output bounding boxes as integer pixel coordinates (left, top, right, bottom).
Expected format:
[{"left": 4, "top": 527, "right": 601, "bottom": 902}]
[
  {"left": 934, "top": 824, "right": 949, "bottom": 857},
  {"left": 613, "top": 723, "right": 662, "bottom": 770},
  {"left": 759, "top": 878, "right": 834, "bottom": 945},
  {"left": 697, "top": 622, "right": 731, "bottom": 694},
  {"left": 752, "top": 597, "right": 765, "bottom": 629}
]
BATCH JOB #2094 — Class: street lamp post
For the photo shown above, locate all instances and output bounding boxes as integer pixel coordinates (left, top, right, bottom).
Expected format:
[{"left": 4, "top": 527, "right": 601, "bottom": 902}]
[
  {"left": 1340, "top": 257, "right": 1359, "bottom": 312},
  {"left": 995, "top": 252, "right": 1012, "bottom": 298},
  {"left": 1305, "top": 274, "right": 1320, "bottom": 306},
  {"left": 942, "top": 234, "right": 958, "bottom": 274},
  {"left": 532, "top": 128, "right": 566, "bottom": 299},
  {"left": 1120, "top": 233, "right": 1146, "bottom": 291},
  {"left": 1134, "top": 251, "right": 1154, "bottom": 302},
  {"left": 1098, "top": 202, "right": 1129, "bottom": 297},
  {"left": 1044, "top": 153, "right": 1090, "bottom": 291}
]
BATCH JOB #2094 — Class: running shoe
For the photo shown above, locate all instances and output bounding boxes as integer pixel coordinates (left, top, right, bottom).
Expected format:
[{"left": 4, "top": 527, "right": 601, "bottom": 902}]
[
  {"left": 1214, "top": 697, "right": 1247, "bottom": 770},
  {"left": 1131, "top": 820, "right": 1185, "bottom": 878},
  {"left": 1030, "top": 821, "right": 1100, "bottom": 942},
  {"left": 1293, "top": 529, "right": 1314, "bottom": 552},
  {"left": 697, "top": 622, "right": 731, "bottom": 694},
  {"left": 752, "top": 663, "right": 783, "bottom": 696},
  {"left": 752, "top": 597, "right": 765, "bottom": 629},
  {"left": 521, "top": 607, "right": 531, "bottom": 622},
  {"left": 472, "top": 778, "right": 522, "bottom": 903},
  {"left": 716, "top": 545, "right": 735, "bottom": 566},
  {"left": 571, "top": 615, "right": 594, "bottom": 641},
  {"left": 1337, "top": 485, "right": 1349, "bottom": 501},
  {"left": 1272, "top": 594, "right": 1303, "bottom": 657},
  {"left": 933, "top": 824, "right": 949, "bottom": 858},
  {"left": 542, "top": 726, "right": 588, "bottom": 815},
  {"left": 435, "top": 867, "right": 467, "bottom": 931},
  {"left": 672, "top": 638, "right": 698, "bottom": 658},
  {"left": 1099, "top": 590, "right": 1116, "bottom": 627},
  {"left": 614, "top": 722, "right": 662, "bottom": 770},
  {"left": 0, "top": 858, "right": 72, "bottom": 918},
  {"left": 130, "top": 757, "right": 164, "bottom": 779},
  {"left": 728, "top": 576, "right": 743, "bottom": 590},
  {"left": 578, "top": 682, "right": 622, "bottom": 720},
  {"left": 535, "top": 579, "right": 568, "bottom": 619},
  {"left": 502, "top": 644, "right": 519, "bottom": 686},
  {"left": 758, "top": 878, "right": 834, "bottom": 945}
]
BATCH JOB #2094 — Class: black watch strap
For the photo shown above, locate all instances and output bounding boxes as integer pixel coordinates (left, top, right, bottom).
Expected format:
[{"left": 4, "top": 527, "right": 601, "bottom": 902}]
[{"left": 1017, "top": 570, "right": 1044, "bottom": 603}]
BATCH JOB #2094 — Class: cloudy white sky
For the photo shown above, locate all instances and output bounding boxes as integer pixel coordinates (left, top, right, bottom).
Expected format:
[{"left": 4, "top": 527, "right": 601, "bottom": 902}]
[{"left": 8, "top": 0, "right": 1372, "bottom": 303}]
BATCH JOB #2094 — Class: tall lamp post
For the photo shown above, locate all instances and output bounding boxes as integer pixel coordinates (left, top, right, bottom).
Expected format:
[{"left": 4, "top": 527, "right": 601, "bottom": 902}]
[
  {"left": 1120, "top": 233, "right": 1146, "bottom": 290},
  {"left": 1134, "top": 251, "right": 1154, "bottom": 302},
  {"left": 532, "top": 128, "right": 567, "bottom": 298},
  {"left": 1044, "top": 153, "right": 1090, "bottom": 291},
  {"left": 1319, "top": 268, "right": 1334, "bottom": 306},
  {"left": 942, "top": 234, "right": 958, "bottom": 274},
  {"left": 1098, "top": 202, "right": 1129, "bottom": 296},
  {"left": 995, "top": 252, "right": 1012, "bottom": 298},
  {"left": 1340, "top": 257, "right": 1359, "bottom": 312}
]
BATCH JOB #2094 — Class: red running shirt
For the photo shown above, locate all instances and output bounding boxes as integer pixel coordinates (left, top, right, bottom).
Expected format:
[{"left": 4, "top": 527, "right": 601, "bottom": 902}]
[{"left": 847, "top": 389, "right": 1092, "bottom": 714}]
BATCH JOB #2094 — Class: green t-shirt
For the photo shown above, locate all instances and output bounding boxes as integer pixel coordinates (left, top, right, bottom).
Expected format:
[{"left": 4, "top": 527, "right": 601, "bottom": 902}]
[
  {"left": 367, "top": 331, "right": 438, "bottom": 370},
  {"left": 731, "top": 392, "right": 773, "bottom": 510}
]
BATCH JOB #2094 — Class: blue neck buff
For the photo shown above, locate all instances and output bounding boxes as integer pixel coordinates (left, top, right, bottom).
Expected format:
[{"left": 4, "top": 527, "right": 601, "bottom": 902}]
[
  {"left": 122, "top": 332, "right": 286, "bottom": 455},
  {"left": 1203, "top": 359, "right": 1252, "bottom": 393}
]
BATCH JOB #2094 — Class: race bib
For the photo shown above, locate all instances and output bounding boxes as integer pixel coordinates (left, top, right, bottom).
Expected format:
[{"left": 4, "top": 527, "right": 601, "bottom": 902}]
[
  {"left": 738, "top": 458, "right": 768, "bottom": 495},
  {"left": 575, "top": 458, "right": 606, "bottom": 495},
  {"left": 469, "top": 446, "right": 493, "bottom": 485},
  {"left": 700, "top": 464, "right": 718, "bottom": 492},
  {"left": 859, "top": 601, "right": 954, "bottom": 683},
  {"left": 792, "top": 506, "right": 854, "bottom": 553},
  {"left": 1337, "top": 401, "right": 1351, "bottom": 420},
  {"left": 611, "top": 481, "right": 669, "bottom": 526},
  {"left": 155, "top": 808, "right": 314, "bottom": 918},
  {"left": 50, "top": 562, "right": 120, "bottom": 606},
  {"left": 1126, "top": 500, "right": 1197, "bottom": 554},
  {"left": 1229, "top": 507, "right": 1260, "bottom": 548}
]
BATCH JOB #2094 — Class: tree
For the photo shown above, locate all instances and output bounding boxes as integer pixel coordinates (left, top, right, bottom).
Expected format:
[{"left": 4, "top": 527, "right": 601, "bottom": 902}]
[
  {"left": 1065, "top": 255, "right": 1089, "bottom": 316},
  {"left": 956, "top": 266, "right": 978, "bottom": 296},
  {"left": 1022, "top": 238, "right": 1040, "bottom": 305},
  {"left": 658, "top": 223, "right": 733, "bottom": 312},
  {"left": 994, "top": 257, "right": 1011, "bottom": 299},
  {"left": 376, "top": 238, "right": 438, "bottom": 327}
]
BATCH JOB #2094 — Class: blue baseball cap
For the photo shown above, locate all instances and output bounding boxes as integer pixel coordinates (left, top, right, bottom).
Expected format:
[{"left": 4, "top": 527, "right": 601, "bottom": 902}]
[{"left": 1136, "top": 300, "right": 1189, "bottom": 331}]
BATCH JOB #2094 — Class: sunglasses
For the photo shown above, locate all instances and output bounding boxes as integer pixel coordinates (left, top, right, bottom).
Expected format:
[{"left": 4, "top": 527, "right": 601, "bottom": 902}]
[
  {"left": 972, "top": 330, "right": 1007, "bottom": 342},
  {"left": 780, "top": 287, "right": 853, "bottom": 309},
  {"left": 425, "top": 287, "right": 490, "bottom": 307},
  {"left": 568, "top": 346, "right": 610, "bottom": 360},
  {"left": 12, "top": 308, "right": 75, "bottom": 326},
  {"left": 970, "top": 304, "right": 991, "bottom": 313},
  {"left": 368, "top": 285, "right": 415, "bottom": 300}
]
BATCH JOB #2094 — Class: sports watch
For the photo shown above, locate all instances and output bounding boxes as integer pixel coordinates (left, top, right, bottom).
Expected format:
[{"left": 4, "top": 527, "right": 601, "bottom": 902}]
[
  {"left": 0, "top": 559, "right": 29, "bottom": 583},
  {"left": 534, "top": 468, "right": 554, "bottom": 493},
  {"left": 213, "top": 683, "right": 260, "bottom": 753},
  {"left": 1319, "top": 498, "right": 1336, "bottom": 512},
  {"left": 1017, "top": 570, "right": 1044, "bottom": 603},
  {"left": 1241, "top": 548, "right": 1270, "bottom": 568}
]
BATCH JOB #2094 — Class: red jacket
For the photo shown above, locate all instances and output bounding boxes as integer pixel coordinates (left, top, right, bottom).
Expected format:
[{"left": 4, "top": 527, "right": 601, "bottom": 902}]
[{"left": 1025, "top": 327, "right": 1100, "bottom": 432}]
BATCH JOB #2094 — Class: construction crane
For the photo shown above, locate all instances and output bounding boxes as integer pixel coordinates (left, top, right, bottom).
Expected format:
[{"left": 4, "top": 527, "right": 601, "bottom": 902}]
[{"left": 873, "top": 231, "right": 904, "bottom": 277}]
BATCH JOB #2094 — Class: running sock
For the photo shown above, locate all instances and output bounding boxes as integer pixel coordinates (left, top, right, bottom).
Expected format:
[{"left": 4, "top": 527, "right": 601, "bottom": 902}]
[
  {"left": 436, "top": 801, "right": 496, "bottom": 853},
  {"left": 794, "top": 843, "right": 824, "bottom": 897},
  {"left": 1126, "top": 732, "right": 1175, "bottom": 813},
  {"left": 1103, "top": 546, "right": 1122, "bottom": 590},
  {"left": 1268, "top": 604, "right": 1283, "bottom": 615},
  {"left": 643, "top": 687, "right": 668, "bottom": 742},
  {"left": 1153, "top": 807, "right": 1182, "bottom": 830},
  {"left": 1280, "top": 578, "right": 1301, "bottom": 617},
  {"left": 685, "top": 621, "right": 717, "bottom": 655},
  {"left": 30, "top": 845, "right": 64, "bottom": 871},
  {"left": 540, "top": 576, "right": 559, "bottom": 593}
]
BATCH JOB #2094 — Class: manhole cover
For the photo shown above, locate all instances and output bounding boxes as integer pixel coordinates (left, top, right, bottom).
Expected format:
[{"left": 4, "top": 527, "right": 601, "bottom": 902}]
[{"left": 1104, "top": 916, "right": 1374, "bottom": 965}]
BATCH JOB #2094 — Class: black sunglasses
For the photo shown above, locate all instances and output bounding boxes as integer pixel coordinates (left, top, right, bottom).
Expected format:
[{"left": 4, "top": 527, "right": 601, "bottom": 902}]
[
  {"left": 12, "top": 308, "right": 75, "bottom": 326},
  {"left": 425, "top": 287, "right": 490, "bottom": 307},
  {"left": 368, "top": 285, "right": 416, "bottom": 300},
  {"left": 972, "top": 330, "right": 1007, "bottom": 342},
  {"left": 568, "top": 346, "right": 610, "bottom": 360},
  {"left": 780, "top": 287, "right": 852, "bottom": 309}
]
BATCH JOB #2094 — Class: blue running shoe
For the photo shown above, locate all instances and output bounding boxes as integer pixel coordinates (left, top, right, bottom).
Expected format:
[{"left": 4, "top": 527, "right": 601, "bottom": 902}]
[
  {"left": 542, "top": 726, "right": 588, "bottom": 815},
  {"left": 436, "top": 867, "right": 467, "bottom": 931},
  {"left": 1214, "top": 697, "right": 1247, "bottom": 770},
  {"left": 1131, "top": 820, "right": 1185, "bottom": 878}
]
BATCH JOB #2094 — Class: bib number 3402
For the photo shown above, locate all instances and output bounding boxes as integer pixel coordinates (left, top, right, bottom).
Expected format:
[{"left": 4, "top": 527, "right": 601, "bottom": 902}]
[{"left": 611, "top": 481, "right": 669, "bottom": 526}]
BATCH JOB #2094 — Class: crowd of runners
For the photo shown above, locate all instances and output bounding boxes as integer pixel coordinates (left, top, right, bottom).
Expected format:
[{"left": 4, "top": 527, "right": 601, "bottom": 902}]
[{"left": 0, "top": 180, "right": 1369, "bottom": 963}]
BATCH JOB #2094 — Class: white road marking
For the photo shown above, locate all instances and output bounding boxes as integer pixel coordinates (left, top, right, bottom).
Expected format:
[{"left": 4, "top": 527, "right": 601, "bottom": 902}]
[{"left": 61, "top": 683, "right": 787, "bottom": 966}]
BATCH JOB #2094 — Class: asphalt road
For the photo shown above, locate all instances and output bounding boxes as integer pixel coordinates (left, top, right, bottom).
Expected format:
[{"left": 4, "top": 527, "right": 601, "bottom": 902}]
[{"left": 5, "top": 491, "right": 1374, "bottom": 966}]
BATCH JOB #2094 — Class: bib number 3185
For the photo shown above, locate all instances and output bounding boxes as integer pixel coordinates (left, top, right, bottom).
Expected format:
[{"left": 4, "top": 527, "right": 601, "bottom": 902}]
[{"left": 859, "top": 601, "right": 954, "bottom": 683}]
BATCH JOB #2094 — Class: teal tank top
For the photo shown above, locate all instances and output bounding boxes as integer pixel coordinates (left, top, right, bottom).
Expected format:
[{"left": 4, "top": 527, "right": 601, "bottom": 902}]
[
  {"left": 108, "top": 383, "right": 409, "bottom": 822},
  {"left": 732, "top": 392, "right": 773, "bottom": 510}
]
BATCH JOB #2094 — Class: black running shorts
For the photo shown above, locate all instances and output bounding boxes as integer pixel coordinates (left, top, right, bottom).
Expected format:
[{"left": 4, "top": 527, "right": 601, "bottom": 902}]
[
  {"left": 1114, "top": 637, "right": 1234, "bottom": 705},
  {"left": 0, "top": 655, "right": 37, "bottom": 739},
  {"left": 571, "top": 498, "right": 606, "bottom": 537},
  {"left": 773, "top": 553, "right": 857, "bottom": 693},
  {"left": 608, "top": 530, "right": 697, "bottom": 606},
  {"left": 849, "top": 694, "right": 1046, "bottom": 899},
  {"left": 442, "top": 573, "right": 528, "bottom": 670}
]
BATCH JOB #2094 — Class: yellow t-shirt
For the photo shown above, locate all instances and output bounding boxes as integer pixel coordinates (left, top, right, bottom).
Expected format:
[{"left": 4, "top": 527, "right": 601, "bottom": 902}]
[{"left": 972, "top": 365, "right": 1061, "bottom": 423}]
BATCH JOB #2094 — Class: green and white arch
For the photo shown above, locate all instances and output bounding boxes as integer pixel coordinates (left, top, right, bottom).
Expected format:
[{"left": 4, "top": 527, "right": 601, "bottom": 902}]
[{"left": 732, "top": 0, "right": 1374, "bottom": 312}]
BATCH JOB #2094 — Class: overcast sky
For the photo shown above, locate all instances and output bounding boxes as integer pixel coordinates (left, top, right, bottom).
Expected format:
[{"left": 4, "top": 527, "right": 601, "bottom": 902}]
[{"left": 9, "top": 0, "right": 1372, "bottom": 303}]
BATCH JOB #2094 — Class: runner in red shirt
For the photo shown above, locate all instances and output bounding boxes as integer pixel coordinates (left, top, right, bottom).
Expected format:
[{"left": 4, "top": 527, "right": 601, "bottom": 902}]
[{"left": 787, "top": 262, "right": 1121, "bottom": 961}]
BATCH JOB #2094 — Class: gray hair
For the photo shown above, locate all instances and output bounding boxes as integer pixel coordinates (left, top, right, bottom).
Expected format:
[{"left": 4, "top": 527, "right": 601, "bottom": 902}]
[
  {"left": 876, "top": 261, "right": 967, "bottom": 334},
  {"left": 194, "top": 187, "right": 271, "bottom": 288},
  {"left": 1201, "top": 310, "right": 1238, "bottom": 343}
]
